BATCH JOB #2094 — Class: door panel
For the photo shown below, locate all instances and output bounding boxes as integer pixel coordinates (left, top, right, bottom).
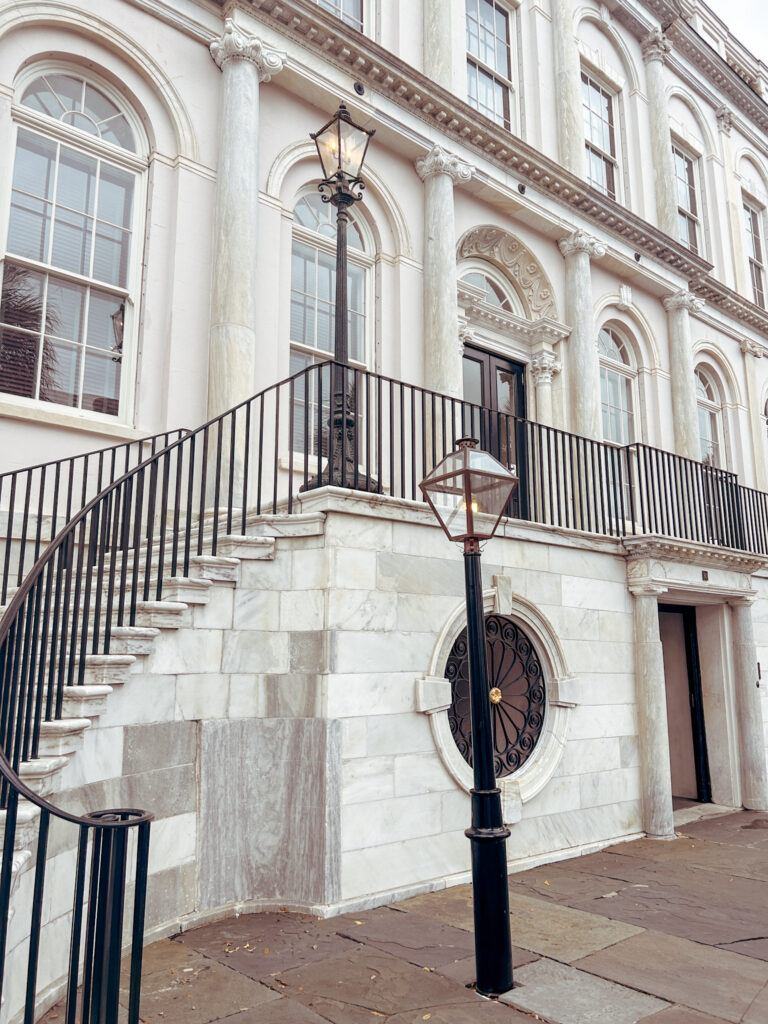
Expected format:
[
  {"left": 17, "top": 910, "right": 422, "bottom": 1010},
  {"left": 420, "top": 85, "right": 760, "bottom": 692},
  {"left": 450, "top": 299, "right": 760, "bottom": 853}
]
[{"left": 463, "top": 345, "right": 527, "bottom": 519}]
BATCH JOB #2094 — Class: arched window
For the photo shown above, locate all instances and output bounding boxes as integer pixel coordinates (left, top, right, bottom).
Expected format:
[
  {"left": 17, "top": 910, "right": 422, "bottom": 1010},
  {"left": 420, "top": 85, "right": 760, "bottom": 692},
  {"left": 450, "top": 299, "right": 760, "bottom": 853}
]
[
  {"left": 290, "top": 190, "right": 372, "bottom": 450},
  {"left": 460, "top": 270, "right": 513, "bottom": 312},
  {"left": 598, "top": 326, "right": 635, "bottom": 444},
  {"left": 696, "top": 367, "right": 722, "bottom": 465},
  {"left": 1, "top": 72, "right": 142, "bottom": 418}
]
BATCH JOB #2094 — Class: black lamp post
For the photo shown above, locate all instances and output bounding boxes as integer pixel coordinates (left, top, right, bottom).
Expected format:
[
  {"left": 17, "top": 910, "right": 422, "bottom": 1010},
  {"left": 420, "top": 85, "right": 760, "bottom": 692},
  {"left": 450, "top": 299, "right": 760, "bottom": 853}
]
[
  {"left": 310, "top": 103, "right": 375, "bottom": 487},
  {"left": 420, "top": 438, "right": 518, "bottom": 997}
]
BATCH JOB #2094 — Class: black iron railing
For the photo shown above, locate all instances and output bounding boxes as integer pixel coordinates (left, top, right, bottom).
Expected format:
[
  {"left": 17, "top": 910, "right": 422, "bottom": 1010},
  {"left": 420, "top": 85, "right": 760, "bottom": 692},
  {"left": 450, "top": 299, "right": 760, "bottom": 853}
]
[
  {"left": 1, "top": 359, "right": 767, "bottom": 1023},
  {"left": 0, "top": 429, "right": 187, "bottom": 606}
]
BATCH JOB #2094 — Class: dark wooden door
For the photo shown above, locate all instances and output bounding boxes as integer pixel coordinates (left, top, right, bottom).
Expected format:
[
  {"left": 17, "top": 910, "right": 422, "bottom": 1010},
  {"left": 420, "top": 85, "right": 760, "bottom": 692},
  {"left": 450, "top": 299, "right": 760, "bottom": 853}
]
[{"left": 462, "top": 345, "right": 527, "bottom": 519}]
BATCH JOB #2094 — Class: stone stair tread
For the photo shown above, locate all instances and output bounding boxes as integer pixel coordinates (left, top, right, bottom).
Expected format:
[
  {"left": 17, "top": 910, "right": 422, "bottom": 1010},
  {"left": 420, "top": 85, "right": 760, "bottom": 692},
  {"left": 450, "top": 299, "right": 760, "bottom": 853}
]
[
  {"left": 84, "top": 653, "right": 136, "bottom": 667},
  {"left": 189, "top": 554, "right": 240, "bottom": 583}
]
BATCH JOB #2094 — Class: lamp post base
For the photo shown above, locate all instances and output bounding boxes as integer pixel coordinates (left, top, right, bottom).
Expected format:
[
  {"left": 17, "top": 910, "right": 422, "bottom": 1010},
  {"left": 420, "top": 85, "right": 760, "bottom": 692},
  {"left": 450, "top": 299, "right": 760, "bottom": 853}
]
[{"left": 466, "top": 786, "right": 513, "bottom": 997}]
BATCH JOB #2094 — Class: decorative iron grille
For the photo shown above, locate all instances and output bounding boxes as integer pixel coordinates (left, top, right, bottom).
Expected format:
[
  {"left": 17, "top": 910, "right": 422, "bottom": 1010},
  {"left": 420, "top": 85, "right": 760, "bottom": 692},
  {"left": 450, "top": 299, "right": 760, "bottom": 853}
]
[{"left": 446, "top": 614, "right": 545, "bottom": 777}]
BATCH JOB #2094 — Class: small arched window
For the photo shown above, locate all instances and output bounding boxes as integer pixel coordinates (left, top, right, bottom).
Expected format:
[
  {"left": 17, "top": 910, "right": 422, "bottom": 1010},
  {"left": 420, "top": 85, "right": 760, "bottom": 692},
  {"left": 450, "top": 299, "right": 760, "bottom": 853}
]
[
  {"left": 696, "top": 367, "right": 722, "bottom": 466},
  {"left": 598, "top": 326, "right": 635, "bottom": 444},
  {"left": 1, "top": 72, "right": 142, "bottom": 418},
  {"left": 460, "top": 270, "right": 513, "bottom": 312}
]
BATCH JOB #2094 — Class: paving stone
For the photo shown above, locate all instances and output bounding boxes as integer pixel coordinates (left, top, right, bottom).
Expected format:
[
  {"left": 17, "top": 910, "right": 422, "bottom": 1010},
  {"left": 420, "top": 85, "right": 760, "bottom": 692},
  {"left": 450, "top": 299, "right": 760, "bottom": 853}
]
[
  {"left": 434, "top": 948, "right": 539, "bottom": 987},
  {"left": 678, "top": 812, "right": 768, "bottom": 850},
  {"left": 638, "top": 1007, "right": 732, "bottom": 1023},
  {"left": 499, "top": 957, "right": 668, "bottom": 1023},
  {"left": 175, "top": 912, "right": 358, "bottom": 978},
  {"left": 120, "top": 954, "right": 280, "bottom": 1024},
  {"left": 604, "top": 836, "right": 768, "bottom": 882},
  {"left": 263, "top": 947, "right": 477, "bottom": 1019},
  {"left": 509, "top": 862, "right": 628, "bottom": 904},
  {"left": 505, "top": 891, "right": 644, "bottom": 963},
  {"left": 387, "top": 1002, "right": 535, "bottom": 1022},
  {"left": 209, "top": 1000, "right": 330, "bottom": 1023},
  {"left": 716, "top": 937, "right": 768, "bottom": 961},
  {"left": 573, "top": 930, "right": 768, "bottom": 1023},
  {"left": 742, "top": 980, "right": 768, "bottom": 1023},
  {"left": 334, "top": 906, "right": 475, "bottom": 967},
  {"left": 398, "top": 884, "right": 475, "bottom": 931}
]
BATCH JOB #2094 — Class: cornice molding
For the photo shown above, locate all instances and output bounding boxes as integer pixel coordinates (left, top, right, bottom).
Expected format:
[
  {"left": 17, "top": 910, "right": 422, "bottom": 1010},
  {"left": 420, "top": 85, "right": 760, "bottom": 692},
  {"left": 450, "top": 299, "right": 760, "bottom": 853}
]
[
  {"left": 210, "top": 17, "right": 286, "bottom": 80},
  {"left": 415, "top": 144, "right": 473, "bottom": 184},
  {"left": 623, "top": 535, "right": 768, "bottom": 575}
]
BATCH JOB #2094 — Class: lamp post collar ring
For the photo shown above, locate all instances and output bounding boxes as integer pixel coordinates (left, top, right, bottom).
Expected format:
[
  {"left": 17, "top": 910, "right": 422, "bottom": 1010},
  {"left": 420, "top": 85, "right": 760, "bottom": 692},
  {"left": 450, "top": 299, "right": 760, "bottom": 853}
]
[{"left": 318, "top": 174, "right": 366, "bottom": 207}]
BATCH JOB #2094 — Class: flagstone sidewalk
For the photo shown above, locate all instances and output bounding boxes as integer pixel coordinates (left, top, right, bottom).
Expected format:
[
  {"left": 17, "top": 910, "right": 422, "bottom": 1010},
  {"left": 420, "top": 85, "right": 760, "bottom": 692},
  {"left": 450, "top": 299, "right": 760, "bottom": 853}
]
[{"left": 42, "top": 807, "right": 768, "bottom": 1024}]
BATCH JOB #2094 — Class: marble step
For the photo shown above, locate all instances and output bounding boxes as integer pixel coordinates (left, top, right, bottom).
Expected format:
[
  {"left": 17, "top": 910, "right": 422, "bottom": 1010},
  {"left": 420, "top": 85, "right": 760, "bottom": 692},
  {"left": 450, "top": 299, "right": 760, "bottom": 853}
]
[
  {"left": 214, "top": 535, "right": 275, "bottom": 560},
  {"left": 108, "top": 625, "right": 160, "bottom": 656},
  {"left": 61, "top": 684, "right": 113, "bottom": 719},
  {"left": 132, "top": 601, "right": 189, "bottom": 630},
  {"left": 189, "top": 554, "right": 240, "bottom": 584},
  {"left": 83, "top": 653, "right": 136, "bottom": 686},
  {"left": 18, "top": 755, "right": 69, "bottom": 797},
  {"left": 37, "top": 717, "right": 92, "bottom": 757},
  {"left": 161, "top": 577, "right": 213, "bottom": 605},
  {"left": 0, "top": 801, "right": 41, "bottom": 852}
]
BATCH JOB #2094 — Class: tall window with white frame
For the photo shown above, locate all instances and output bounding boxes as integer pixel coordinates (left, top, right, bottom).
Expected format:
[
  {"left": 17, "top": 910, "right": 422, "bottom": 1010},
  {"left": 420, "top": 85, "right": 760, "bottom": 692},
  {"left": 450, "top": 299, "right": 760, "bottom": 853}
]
[
  {"left": 743, "top": 199, "right": 766, "bottom": 309},
  {"left": 315, "top": 0, "right": 363, "bottom": 31},
  {"left": 290, "top": 191, "right": 370, "bottom": 453},
  {"left": 1, "top": 72, "right": 139, "bottom": 417},
  {"left": 672, "top": 143, "right": 700, "bottom": 254},
  {"left": 695, "top": 367, "right": 722, "bottom": 466},
  {"left": 466, "top": 0, "right": 514, "bottom": 131},
  {"left": 598, "top": 326, "right": 635, "bottom": 445},
  {"left": 581, "top": 71, "right": 617, "bottom": 199}
]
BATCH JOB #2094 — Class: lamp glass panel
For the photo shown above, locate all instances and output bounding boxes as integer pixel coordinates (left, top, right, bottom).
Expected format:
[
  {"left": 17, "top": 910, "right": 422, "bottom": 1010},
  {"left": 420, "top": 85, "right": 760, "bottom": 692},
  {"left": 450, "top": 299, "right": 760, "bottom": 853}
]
[
  {"left": 467, "top": 469, "right": 516, "bottom": 530},
  {"left": 422, "top": 486, "right": 471, "bottom": 540},
  {"left": 315, "top": 123, "right": 341, "bottom": 179},
  {"left": 338, "top": 119, "right": 369, "bottom": 177}
]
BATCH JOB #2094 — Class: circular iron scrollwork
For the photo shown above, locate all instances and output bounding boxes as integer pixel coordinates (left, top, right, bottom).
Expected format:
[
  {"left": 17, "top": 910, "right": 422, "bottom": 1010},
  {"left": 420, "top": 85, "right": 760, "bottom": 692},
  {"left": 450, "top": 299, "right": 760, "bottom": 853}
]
[{"left": 445, "top": 614, "right": 545, "bottom": 778}]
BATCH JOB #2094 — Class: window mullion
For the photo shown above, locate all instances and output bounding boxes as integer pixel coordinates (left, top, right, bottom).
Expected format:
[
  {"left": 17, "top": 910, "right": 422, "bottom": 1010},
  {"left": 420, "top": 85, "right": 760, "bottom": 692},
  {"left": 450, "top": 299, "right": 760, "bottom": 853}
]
[{"left": 34, "top": 274, "right": 51, "bottom": 401}]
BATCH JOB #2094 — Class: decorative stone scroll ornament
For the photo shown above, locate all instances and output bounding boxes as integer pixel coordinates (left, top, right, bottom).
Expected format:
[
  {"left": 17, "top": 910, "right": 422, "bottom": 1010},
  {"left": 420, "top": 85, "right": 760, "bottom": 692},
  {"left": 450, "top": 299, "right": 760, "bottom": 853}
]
[
  {"left": 459, "top": 227, "right": 558, "bottom": 319},
  {"left": 741, "top": 338, "right": 766, "bottom": 358},
  {"left": 557, "top": 229, "right": 606, "bottom": 260},
  {"left": 210, "top": 18, "right": 286, "bottom": 81},
  {"left": 716, "top": 105, "right": 734, "bottom": 135},
  {"left": 641, "top": 29, "right": 671, "bottom": 65},
  {"left": 662, "top": 289, "right": 705, "bottom": 314},
  {"left": 530, "top": 351, "right": 561, "bottom": 385},
  {"left": 415, "top": 144, "right": 474, "bottom": 185},
  {"left": 458, "top": 318, "right": 475, "bottom": 357}
]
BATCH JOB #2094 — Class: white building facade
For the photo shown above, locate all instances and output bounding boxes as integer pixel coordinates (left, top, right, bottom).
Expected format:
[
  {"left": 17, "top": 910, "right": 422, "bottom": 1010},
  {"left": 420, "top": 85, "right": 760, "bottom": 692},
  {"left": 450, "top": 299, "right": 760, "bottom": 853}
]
[{"left": 3, "top": 0, "right": 768, "bottom": 1017}]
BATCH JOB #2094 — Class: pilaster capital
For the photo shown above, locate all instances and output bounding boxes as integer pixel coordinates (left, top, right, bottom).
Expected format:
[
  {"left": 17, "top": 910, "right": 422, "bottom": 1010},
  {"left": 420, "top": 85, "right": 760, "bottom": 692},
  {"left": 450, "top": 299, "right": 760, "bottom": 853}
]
[
  {"left": 458, "top": 319, "right": 475, "bottom": 357},
  {"left": 210, "top": 18, "right": 286, "bottom": 81},
  {"left": 628, "top": 580, "right": 669, "bottom": 598},
  {"left": 641, "top": 29, "right": 671, "bottom": 65},
  {"left": 741, "top": 337, "right": 765, "bottom": 359},
  {"left": 558, "top": 229, "right": 605, "bottom": 260},
  {"left": 662, "top": 289, "right": 704, "bottom": 314},
  {"left": 416, "top": 144, "right": 473, "bottom": 185},
  {"left": 716, "top": 104, "right": 734, "bottom": 136},
  {"left": 530, "top": 351, "right": 562, "bottom": 386},
  {"left": 729, "top": 594, "right": 758, "bottom": 608}
]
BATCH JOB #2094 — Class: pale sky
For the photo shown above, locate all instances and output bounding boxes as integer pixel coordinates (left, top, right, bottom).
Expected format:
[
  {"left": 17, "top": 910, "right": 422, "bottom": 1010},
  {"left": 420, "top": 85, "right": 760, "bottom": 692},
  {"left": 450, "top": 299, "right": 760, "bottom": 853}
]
[{"left": 702, "top": 0, "right": 768, "bottom": 66}]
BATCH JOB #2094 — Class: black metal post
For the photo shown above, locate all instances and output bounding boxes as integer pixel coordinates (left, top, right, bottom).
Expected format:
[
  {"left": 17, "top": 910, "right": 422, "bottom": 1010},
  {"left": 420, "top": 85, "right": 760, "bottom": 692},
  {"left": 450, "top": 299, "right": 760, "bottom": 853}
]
[
  {"left": 463, "top": 536, "right": 513, "bottom": 997},
  {"left": 329, "top": 196, "right": 355, "bottom": 487}
]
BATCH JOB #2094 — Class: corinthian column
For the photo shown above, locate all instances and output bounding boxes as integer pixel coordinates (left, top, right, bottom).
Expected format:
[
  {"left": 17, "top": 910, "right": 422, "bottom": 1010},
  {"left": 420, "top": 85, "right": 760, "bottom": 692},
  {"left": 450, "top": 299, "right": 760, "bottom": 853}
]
[
  {"left": 208, "top": 19, "right": 285, "bottom": 418},
  {"left": 662, "top": 290, "right": 704, "bottom": 461},
  {"left": 416, "top": 145, "right": 473, "bottom": 398},
  {"left": 642, "top": 31, "right": 678, "bottom": 239},
  {"left": 530, "top": 350, "right": 561, "bottom": 427},
  {"left": 551, "top": 0, "right": 585, "bottom": 177},
  {"left": 717, "top": 106, "right": 748, "bottom": 293},
  {"left": 741, "top": 339, "right": 768, "bottom": 491},
  {"left": 423, "top": 0, "right": 464, "bottom": 92},
  {"left": 730, "top": 599, "right": 768, "bottom": 811},
  {"left": 631, "top": 582, "right": 675, "bottom": 839},
  {"left": 558, "top": 230, "right": 605, "bottom": 439}
]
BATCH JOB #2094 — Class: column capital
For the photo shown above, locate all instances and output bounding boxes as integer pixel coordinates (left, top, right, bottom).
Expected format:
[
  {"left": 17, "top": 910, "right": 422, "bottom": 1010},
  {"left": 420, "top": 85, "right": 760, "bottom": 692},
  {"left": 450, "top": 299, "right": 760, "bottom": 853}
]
[
  {"left": 210, "top": 18, "right": 286, "bottom": 81},
  {"left": 458, "top": 319, "right": 475, "bottom": 357},
  {"left": 663, "top": 289, "right": 704, "bottom": 314},
  {"left": 629, "top": 581, "right": 669, "bottom": 598},
  {"left": 729, "top": 594, "right": 759, "bottom": 607},
  {"left": 741, "top": 337, "right": 765, "bottom": 359},
  {"left": 531, "top": 351, "right": 561, "bottom": 386},
  {"left": 558, "top": 229, "right": 605, "bottom": 260},
  {"left": 416, "top": 144, "right": 473, "bottom": 185},
  {"left": 716, "top": 104, "right": 734, "bottom": 136},
  {"left": 641, "top": 29, "right": 671, "bottom": 65}
]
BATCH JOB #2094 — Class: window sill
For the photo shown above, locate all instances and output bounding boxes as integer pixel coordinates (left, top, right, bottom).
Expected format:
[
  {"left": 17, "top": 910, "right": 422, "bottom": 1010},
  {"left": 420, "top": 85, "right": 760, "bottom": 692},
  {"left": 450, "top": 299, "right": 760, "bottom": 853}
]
[{"left": 0, "top": 397, "right": 146, "bottom": 442}]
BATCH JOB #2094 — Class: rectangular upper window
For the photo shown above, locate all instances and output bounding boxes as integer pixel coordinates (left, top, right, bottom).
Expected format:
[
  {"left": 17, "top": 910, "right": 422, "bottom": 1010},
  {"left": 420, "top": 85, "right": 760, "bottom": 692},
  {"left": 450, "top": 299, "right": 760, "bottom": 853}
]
[
  {"left": 581, "top": 71, "right": 617, "bottom": 200},
  {"left": 672, "top": 144, "right": 699, "bottom": 254},
  {"left": 466, "top": 0, "right": 513, "bottom": 131},
  {"left": 315, "top": 0, "right": 363, "bottom": 32},
  {"left": 744, "top": 200, "right": 766, "bottom": 309}
]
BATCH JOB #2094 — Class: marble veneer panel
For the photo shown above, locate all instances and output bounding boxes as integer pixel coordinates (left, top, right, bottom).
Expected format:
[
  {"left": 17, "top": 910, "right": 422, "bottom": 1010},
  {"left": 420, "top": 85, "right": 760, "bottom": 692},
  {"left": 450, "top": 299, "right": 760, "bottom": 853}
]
[{"left": 199, "top": 719, "right": 341, "bottom": 909}]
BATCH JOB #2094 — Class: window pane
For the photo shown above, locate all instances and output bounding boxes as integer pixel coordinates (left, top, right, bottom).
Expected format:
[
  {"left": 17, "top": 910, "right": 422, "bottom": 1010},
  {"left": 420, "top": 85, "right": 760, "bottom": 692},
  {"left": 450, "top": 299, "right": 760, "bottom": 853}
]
[
  {"left": 21, "top": 79, "right": 62, "bottom": 119},
  {"left": 0, "top": 265, "right": 45, "bottom": 332},
  {"left": 46, "top": 277, "right": 86, "bottom": 342},
  {"left": 13, "top": 131, "right": 56, "bottom": 200},
  {"left": 98, "top": 165, "right": 134, "bottom": 227},
  {"left": 82, "top": 349, "right": 120, "bottom": 414},
  {"left": 0, "top": 326, "right": 39, "bottom": 398},
  {"left": 42, "top": 339, "right": 80, "bottom": 407},
  {"left": 7, "top": 194, "right": 52, "bottom": 262},
  {"left": 100, "top": 115, "right": 135, "bottom": 152},
  {"left": 93, "top": 222, "right": 131, "bottom": 287},
  {"left": 51, "top": 208, "right": 93, "bottom": 276},
  {"left": 46, "top": 74, "right": 82, "bottom": 112},
  {"left": 87, "top": 290, "right": 123, "bottom": 351},
  {"left": 56, "top": 147, "right": 97, "bottom": 215},
  {"left": 83, "top": 84, "right": 119, "bottom": 125}
]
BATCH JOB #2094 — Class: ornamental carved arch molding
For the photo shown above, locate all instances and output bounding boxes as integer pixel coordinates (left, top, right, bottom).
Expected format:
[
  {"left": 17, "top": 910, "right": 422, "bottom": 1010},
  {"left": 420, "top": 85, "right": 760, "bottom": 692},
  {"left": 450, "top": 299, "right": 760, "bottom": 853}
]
[{"left": 458, "top": 226, "right": 559, "bottom": 321}]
